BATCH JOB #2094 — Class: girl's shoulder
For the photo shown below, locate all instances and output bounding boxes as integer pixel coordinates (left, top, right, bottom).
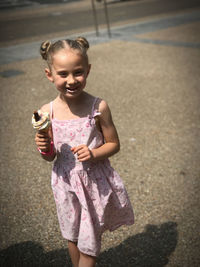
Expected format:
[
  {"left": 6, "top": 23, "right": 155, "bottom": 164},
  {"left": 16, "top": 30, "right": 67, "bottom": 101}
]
[
  {"left": 85, "top": 92, "right": 106, "bottom": 110},
  {"left": 94, "top": 97, "right": 110, "bottom": 115},
  {"left": 98, "top": 99, "right": 109, "bottom": 112},
  {"left": 40, "top": 103, "right": 51, "bottom": 113},
  {"left": 40, "top": 98, "right": 57, "bottom": 113},
  {"left": 82, "top": 92, "right": 105, "bottom": 112}
]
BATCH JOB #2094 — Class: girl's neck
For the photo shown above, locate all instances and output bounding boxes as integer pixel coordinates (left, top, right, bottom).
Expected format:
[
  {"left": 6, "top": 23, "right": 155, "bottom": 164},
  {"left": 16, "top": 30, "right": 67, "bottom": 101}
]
[
  {"left": 58, "top": 91, "right": 87, "bottom": 108},
  {"left": 53, "top": 92, "right": 94, "bottom": 120}
]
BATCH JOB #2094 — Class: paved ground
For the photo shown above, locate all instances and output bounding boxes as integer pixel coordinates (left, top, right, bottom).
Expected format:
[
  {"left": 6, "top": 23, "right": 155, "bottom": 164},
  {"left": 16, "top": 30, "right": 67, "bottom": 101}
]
[
  {"left": 0, "top": 4, "right": 200, "bottom": 267},
  {"left": 1, "top": 0, "right": 200, "bottom": 47}
]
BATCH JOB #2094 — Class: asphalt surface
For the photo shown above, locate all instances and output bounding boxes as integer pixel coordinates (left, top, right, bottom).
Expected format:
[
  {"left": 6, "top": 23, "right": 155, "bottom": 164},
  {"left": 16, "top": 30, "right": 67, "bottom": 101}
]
[
  {"left": 0, "top": 1, "right": 200, "bottom": 266},
  {"left": 1, "top": 0, "right": 200, "bottom": 46}
]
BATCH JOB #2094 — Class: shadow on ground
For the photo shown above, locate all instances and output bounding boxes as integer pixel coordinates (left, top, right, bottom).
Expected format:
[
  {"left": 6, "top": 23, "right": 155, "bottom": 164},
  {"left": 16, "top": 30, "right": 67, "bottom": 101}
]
[
  {"left": 98, "top": 221, "right": 178, "bottom": 267},
  {"left": 0, "top": 242, "right": 71, "bottom": 267},
  {"left": 0, "top": 221, "right": 177, "bottom": 267}
]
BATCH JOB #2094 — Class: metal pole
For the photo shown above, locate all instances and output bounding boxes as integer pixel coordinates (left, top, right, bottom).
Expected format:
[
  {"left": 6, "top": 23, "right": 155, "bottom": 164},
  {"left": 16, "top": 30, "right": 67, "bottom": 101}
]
[
  {"left": 103, "top": 0, "right": 111, "bottom": 38},
  {"left": 91, "top": 0, "right": 99, "bottom": 37}
]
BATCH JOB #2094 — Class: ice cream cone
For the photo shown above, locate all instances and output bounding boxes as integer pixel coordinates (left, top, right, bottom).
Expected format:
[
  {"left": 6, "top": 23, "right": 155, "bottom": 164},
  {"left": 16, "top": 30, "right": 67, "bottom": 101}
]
[{"left": 32, "top": 110, "right": 51, "bottom": 132}]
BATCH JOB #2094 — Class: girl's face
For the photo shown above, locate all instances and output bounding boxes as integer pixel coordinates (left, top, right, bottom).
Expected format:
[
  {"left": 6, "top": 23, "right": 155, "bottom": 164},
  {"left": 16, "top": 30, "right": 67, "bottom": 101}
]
[{"left": 46, "top": 49, "right": 91, "bottom": 99}]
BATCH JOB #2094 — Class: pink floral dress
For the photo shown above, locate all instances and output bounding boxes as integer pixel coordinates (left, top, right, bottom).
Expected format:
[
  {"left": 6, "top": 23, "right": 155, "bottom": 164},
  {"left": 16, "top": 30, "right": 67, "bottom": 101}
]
[{"left": 50, "top": 98, "right": 134, "bottom": 257}]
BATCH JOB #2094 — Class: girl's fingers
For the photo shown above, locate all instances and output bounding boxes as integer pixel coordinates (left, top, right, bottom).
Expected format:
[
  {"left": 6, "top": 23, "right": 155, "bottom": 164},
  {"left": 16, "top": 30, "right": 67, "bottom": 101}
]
[
  {"left": 39, "top": 147, "right": 48, "bottom": 152},
  {"left": 79, "top": 156, "right": 89, "bottom": 162},
  {"left": 71, "top": 145, "right": 84, "bottom": 154},
  {"left": 36, "top": 142, "right": 50, "bottom": 149},
  {"left": 36, "top": 139, "right": 49, "bottom": 144},
  {"left": 37, "top": 141, "right": 49, "bottom": 147},
  {"left": 35, "top": 135, "right": 50, "bottom": 142},
  {"left": 71, "top": 145, "right": 92, "bottom": 161},
  {"left": 78, "top": 151, "right": 90, "bottom": 161},
  {"left": 78, "top": 151, "right": 88, "bottom": 159},
  {"left": 70, "top": 147, "right": 76, "bottom": 153},
  {"left": 78, "top": 150, "right": 93, "bottom": 162},
  {"left": 36, "top": 133, "right": 48, "bottom": 138},
  {"left": 38, "top": 141, "right": 51, "bottom": 151},
  {"left": 35, "top": 132, "right": 50, "bottom": 151},
  {"left": 37, "top": 143, "right": 49, "bottom": 149},
  {"left": 35, "top": 133, "right": 50, "bottom": 143}
]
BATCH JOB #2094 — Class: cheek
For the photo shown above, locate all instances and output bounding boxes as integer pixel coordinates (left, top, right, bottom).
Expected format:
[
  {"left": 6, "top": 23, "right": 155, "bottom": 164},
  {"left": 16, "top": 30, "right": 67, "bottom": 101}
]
[
  {"left": 55, "top": 77, "right": 65, "bottom": 86},
  {"left": 79, "top": 75, "right": 87, "bottom": 83},
  {"left": 79, "top": 78, "right": 87, "bottom": 88}
]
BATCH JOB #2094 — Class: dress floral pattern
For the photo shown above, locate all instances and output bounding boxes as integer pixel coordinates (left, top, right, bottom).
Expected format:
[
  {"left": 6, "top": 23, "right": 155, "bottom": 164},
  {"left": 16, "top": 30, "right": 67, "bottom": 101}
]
[{"left": 50, "top": 98, "right": 134, "bottom": 256}]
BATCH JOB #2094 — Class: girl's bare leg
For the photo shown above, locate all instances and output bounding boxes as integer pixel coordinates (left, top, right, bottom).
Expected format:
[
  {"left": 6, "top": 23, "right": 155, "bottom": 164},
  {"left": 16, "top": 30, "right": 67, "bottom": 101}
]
[
  {"left": 68, "top": 240, "right": 80, "bottom": 267},
  {"left": 79, "top": 252, "right": 96, "bottom": 267}
]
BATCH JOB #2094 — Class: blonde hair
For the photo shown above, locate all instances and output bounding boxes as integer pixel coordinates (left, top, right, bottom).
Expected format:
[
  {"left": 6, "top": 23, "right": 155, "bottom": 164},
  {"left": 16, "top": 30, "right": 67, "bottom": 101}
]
[{"left": 40, "top": 37, "right": 90, "bottom": 67}]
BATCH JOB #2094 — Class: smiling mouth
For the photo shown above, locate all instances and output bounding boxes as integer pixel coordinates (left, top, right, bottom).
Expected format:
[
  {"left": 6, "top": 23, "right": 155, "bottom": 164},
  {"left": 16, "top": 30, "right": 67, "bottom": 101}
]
[{"left": 66, "top": 87, "right": 78, "bottom": 93}]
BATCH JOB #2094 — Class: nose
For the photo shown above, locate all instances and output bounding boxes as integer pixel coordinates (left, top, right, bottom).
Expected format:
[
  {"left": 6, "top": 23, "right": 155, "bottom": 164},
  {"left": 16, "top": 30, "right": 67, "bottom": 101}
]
[{"left": 67, "top": 74, "right": 76, "bottom": 85}]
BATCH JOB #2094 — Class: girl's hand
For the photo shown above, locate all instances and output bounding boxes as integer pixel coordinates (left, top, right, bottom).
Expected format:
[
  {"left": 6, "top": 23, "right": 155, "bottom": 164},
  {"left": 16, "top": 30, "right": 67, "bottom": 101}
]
[
  {"left": 35, "top": 131, "right": 51, "bottom": 152},
  {"left": 71, "top": 145, "right": 94, "bottom": 162}
]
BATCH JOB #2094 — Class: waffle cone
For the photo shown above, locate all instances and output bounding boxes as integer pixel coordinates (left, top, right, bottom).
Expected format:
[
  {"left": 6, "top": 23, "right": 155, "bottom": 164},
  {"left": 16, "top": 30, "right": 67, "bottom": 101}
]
[{"left": 38, "top": 124, "right": 50, "bottom": 133}]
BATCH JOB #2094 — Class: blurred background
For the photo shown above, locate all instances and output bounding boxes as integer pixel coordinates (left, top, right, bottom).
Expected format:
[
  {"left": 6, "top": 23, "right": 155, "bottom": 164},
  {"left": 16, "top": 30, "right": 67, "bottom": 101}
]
[{"left": 1, "top": 0, "right": 200, "bottom": 46}]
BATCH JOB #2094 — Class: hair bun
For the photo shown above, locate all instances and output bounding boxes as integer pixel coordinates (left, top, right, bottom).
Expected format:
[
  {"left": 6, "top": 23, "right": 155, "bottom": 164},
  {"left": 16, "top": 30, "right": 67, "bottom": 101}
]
[
  {"left": 40, "top": 41, "right": 51, "bottom": 60},
  {"left": 76, "top": 37, "right": 89, "bottom": 50}
]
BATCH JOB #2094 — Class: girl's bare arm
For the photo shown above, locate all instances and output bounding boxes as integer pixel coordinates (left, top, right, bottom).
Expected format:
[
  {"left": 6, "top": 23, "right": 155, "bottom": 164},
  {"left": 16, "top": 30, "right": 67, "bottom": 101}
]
[
  {"left": 72, "top": 100, "right": 120, "bottom": 162},
  {"left": 91, "top": 100, "right": 120, "bottom": 160}
]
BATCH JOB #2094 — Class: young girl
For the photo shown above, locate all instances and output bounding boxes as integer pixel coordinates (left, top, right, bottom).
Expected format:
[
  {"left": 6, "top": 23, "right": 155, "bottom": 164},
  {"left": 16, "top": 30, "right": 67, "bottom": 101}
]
[{"left": 35, "top": 37, "right": 134, "bottom": 267}]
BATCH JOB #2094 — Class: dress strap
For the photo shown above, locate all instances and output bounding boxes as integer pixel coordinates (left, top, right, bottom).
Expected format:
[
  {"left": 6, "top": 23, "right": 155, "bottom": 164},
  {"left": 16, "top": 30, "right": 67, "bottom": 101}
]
[
  {"left": 50, "top": 101, "right": 53, "bottom": 120},
  {"left": 91, "top": 97, "right": 99, "bottom": 116}
]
